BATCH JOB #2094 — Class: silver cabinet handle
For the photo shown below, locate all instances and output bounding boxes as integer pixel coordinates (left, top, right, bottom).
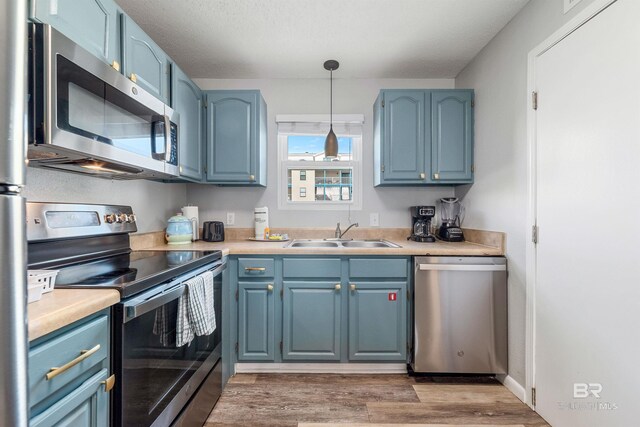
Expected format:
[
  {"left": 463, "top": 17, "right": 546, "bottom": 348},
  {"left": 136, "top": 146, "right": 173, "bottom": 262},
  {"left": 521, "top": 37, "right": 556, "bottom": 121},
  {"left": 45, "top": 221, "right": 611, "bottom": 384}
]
[
  {"left": 350, "top": 283, "right": 356, "bottom": 291},
  {"left": 335, "top": 284, "right": 341, "bottom": 291},
  {"left": 433, "top": 173, "right": 440, "bottom": 180},
  {"left": 267, "top": 283, "right": 274, "bottom": 291},
  {"left": 249, "top": 174, "right": 256, "bottom": 182},
  {"left": 245, "top": 267, "right": 266, "bottom": 272},
  {"left": 419, "top": 172, "right": 426, "bottom": 179},
  {"left": 129, "top": 73, "right": 137, "bottom": 83}
]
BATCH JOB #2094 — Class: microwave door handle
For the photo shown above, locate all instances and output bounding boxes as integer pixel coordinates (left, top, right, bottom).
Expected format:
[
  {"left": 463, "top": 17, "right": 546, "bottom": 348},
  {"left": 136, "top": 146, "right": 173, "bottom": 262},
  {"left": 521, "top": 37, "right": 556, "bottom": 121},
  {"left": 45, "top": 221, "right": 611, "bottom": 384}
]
[
  {"left": 163, "top": 114, "right": 171, "bottom": 162},
  {"left": 150, "top": 117, "right": 166, "bottom": 160}
]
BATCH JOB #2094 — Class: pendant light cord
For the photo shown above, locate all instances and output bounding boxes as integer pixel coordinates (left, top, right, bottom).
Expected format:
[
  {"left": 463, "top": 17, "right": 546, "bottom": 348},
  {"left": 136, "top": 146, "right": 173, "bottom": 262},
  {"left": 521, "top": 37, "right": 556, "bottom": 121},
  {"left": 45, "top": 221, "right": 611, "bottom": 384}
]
[{"left": 330, "top": 69, "right": 333, "bottom": 128}]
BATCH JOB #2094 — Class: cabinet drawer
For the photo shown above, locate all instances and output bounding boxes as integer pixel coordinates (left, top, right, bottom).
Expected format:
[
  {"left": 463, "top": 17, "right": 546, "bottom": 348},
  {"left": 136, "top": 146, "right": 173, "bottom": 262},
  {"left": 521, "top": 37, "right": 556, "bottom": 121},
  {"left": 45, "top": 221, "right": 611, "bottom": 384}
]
[
  {"left": 283, "top": 258, "right": 341, "bottom": 279},
  {"left": 238, "top": 258, "right": 275, "bottom": 278},
  {"left": 349, "top": 258, "right": 408, "bottom": 279},
  {"left": 29, "top": 315, "right": 109, "bottom": 408}
]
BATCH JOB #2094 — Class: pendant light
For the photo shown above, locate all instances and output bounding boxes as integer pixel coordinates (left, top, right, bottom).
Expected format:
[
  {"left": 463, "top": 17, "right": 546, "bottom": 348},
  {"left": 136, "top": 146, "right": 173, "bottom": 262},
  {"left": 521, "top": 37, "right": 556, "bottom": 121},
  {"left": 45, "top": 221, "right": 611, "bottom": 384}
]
[{"left": 324, "top": 59, "right": 339, "bottom": 159}]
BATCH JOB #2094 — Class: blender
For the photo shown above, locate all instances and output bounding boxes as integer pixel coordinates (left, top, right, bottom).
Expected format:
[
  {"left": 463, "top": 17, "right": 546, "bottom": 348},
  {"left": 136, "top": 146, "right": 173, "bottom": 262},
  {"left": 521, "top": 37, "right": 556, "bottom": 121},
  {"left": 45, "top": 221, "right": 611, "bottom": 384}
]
[{"left": 438, "top": 198, "right": 465, "bottom": 242}]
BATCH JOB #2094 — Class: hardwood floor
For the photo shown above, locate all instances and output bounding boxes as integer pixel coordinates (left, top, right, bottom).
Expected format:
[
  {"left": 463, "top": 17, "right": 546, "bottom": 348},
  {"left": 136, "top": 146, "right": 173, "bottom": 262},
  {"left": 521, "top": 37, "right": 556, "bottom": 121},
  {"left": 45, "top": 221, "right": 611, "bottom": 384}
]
[{"left": 205, "top": 374, "right": 549, "bottom": 426}]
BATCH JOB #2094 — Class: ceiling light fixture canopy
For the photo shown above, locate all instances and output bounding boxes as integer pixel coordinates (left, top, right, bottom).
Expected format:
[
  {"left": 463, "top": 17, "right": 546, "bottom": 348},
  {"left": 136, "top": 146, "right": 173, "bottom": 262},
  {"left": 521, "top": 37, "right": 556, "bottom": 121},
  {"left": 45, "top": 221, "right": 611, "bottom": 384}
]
[{"left": 324, "top": 59, "right": 339, "bottom": 159}]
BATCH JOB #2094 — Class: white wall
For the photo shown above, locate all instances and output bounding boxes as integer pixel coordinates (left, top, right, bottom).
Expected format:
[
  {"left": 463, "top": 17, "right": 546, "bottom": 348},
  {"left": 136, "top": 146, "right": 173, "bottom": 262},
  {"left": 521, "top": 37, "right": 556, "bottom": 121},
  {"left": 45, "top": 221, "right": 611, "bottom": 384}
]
[
  {"left": 188, "top": 78, "right": 455, "bottom": 228},
  {"left": 454, "top": 0, "right": 598, "bottom": 388},
  {"left": 24, "top": 168, "right": 187, "bottom": 233}
]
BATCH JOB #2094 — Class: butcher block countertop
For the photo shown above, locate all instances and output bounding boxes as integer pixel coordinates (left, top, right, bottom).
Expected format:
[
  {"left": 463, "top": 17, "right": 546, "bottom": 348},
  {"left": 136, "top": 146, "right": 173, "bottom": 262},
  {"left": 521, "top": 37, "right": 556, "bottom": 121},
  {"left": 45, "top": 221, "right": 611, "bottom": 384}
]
[
  {"left": 28, "top": 289, "right": 120, "bottom": 341},
  {"left": 133, "top": 227, "right": 505, "bottom": 257}
]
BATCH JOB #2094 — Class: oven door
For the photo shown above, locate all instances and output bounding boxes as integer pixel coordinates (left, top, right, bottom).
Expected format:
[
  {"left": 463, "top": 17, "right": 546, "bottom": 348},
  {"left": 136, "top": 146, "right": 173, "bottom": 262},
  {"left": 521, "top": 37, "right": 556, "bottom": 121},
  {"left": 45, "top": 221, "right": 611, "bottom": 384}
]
[
  {"left": 31, "top": 24, "right": 178, "bottom": 178},
  {"left": 113, "top": 261, "right": 225, "bottom": 427}
]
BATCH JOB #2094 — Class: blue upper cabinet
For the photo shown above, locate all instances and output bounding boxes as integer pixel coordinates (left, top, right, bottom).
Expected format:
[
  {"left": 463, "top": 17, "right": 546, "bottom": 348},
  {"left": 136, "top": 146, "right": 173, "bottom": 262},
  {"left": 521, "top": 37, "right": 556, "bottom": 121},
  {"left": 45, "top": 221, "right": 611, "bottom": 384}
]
[
  {"left": 282, "top": 281, "right": 342, "bottom": 361},
  {"left": 121, "top": 15, "right": 171, "bottom": 104},
  {"left": 374, "top": 89, "right": 474, "bottom": 186},
  {"left": 172, "top": 65, "right": 203, "bottom": 181},
  {"left": 431, "top": 90, "right": 474, "bottom": 183},
  {"left": 31, "top": 0, "right": 120, "bottom": 68},
  {"left": 205, "top": 90, "right": 267, "bottom": 186},
  {"left": 376, "top": 90, "right": 428, "bottom": 184}
]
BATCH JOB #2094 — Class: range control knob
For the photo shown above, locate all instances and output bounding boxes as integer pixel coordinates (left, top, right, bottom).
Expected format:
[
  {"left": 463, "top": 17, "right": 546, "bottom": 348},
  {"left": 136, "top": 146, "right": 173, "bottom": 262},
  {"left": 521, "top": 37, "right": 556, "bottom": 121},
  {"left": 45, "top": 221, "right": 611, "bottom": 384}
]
[
  {"left": 104, "top": 214, "right": 117, "bottom": 224},
  {"left": 116, "top": 213, "right": 128, "bottom": 223},
  {"left": 126, "top": 214, "right": 136, "bottom": 223}
]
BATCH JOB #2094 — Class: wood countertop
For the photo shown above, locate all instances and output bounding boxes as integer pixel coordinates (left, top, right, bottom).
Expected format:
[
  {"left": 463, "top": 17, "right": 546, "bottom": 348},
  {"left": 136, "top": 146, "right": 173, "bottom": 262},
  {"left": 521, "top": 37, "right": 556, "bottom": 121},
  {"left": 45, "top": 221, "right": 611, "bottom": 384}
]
[{"left": 28, "top": 289, "right": 120, "bottom": 341}]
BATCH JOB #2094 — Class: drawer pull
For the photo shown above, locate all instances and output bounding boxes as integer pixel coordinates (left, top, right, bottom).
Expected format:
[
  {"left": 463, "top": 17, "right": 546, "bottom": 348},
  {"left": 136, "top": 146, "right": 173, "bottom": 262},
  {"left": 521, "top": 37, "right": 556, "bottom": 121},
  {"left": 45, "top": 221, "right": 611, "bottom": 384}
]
[
  {"left": 45, "top": 344, "right": 101, "bottom": 381},
  {"left": 335, "top": 284, "right": 341, "bottom": 291},
  {"left": 101, "top": 374, "right": 116, "bottom": 392},
  {"left": 245, "top": 267, "right": 266, "bottom": 272},
  {"left": 267, "top": 284, "right": 274, "bottom": 291},
  {"left": 350, "top": 283, "right": 357, "bottom": 291}
]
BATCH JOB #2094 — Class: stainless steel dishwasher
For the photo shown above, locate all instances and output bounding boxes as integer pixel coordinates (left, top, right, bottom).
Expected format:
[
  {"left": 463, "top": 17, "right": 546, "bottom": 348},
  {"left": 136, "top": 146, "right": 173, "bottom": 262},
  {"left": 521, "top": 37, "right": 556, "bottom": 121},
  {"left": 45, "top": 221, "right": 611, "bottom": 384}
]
[{"left": 412, "top": 256, "right": 508, "bottom": 374}]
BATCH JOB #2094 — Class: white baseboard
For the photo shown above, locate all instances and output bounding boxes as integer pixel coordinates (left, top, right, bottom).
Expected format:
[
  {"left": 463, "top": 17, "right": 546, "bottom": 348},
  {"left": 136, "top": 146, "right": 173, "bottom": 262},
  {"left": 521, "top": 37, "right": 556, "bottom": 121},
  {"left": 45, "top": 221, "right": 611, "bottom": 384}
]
[
  {"left": 235, "top": 363, "right": 408, "bottom": 374},
  {"left": 497, "top": 374, "right": 527, "bottom": 403}
]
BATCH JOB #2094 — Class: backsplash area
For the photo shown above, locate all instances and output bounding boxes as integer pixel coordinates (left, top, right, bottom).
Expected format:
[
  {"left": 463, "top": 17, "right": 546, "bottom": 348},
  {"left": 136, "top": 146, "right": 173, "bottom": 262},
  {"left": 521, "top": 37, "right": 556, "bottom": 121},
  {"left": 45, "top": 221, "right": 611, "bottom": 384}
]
[{"left": 24, "top": 168, "right": 187, "bottom": 233}]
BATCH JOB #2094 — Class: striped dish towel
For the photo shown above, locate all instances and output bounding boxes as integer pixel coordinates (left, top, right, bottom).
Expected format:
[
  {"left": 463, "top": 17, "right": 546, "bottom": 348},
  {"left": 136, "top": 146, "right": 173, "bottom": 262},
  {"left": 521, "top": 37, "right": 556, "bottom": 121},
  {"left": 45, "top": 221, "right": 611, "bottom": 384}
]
[{"left": 176, "top": 271, "right": 216, "bottom": 347}]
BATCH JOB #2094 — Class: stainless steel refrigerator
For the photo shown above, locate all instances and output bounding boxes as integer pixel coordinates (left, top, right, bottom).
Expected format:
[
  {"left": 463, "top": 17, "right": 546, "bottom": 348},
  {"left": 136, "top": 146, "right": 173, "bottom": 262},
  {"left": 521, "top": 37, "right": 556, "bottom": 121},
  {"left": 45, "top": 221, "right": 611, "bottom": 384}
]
[{"left": 0, "top": 0, "right": 29, "bottom": 425}]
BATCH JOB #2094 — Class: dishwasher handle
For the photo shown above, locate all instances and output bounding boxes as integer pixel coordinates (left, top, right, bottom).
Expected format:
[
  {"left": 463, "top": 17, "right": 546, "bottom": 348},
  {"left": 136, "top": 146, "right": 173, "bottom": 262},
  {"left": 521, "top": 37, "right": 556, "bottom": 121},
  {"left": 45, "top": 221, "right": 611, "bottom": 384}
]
[{"left": 417, "top": 264, "right": 506, "bottom": 272}]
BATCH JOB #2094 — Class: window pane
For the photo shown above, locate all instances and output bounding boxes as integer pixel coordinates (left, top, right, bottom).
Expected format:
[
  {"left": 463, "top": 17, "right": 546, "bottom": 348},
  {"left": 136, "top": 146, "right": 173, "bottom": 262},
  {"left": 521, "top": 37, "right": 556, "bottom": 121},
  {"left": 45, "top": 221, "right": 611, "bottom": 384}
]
[
  {"left": 287, "top": 135, "right": 352, "bottom": 161},
  {"left": 288, "top": 169, "right": 352, "bottom": 202}
]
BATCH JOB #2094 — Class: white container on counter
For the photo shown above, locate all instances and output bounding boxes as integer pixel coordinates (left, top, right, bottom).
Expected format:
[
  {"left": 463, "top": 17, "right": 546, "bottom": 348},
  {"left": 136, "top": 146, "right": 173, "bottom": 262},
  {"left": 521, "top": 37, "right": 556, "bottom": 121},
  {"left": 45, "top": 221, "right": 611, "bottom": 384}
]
[{"left": 254, "top": 207, "right": 269, "bottom": 240}]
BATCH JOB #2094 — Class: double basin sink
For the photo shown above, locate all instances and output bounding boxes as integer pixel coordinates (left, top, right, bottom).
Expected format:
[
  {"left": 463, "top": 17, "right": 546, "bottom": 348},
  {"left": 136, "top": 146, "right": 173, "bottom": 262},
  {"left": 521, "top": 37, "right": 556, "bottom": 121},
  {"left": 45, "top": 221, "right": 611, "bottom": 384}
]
[{"left": 286, "top": 239, "right": 401, "bottom": 249}]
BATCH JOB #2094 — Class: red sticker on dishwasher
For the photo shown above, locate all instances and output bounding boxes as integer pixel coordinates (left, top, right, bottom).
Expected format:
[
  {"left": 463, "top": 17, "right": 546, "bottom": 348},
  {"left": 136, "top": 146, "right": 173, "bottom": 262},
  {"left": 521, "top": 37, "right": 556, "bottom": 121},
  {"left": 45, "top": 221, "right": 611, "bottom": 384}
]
[{"left": 388, "top": 292, "right": 397, "bottom": 301}]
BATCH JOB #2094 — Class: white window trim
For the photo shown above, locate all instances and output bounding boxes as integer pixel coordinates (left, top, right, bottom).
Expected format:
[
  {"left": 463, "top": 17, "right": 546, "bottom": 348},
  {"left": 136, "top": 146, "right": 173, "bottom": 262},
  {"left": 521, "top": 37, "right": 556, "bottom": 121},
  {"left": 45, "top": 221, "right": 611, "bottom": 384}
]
[{"left": 277, "top": 114, "right": 363, "bottom": 211}]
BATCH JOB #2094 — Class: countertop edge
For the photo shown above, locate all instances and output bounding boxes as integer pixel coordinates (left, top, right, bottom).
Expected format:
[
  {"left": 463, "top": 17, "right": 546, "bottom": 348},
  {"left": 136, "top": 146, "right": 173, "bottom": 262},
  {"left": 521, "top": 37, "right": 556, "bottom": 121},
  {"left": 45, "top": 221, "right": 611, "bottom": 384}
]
[{"left": 28, "top": 289, "right": 120, "bottom": 341}]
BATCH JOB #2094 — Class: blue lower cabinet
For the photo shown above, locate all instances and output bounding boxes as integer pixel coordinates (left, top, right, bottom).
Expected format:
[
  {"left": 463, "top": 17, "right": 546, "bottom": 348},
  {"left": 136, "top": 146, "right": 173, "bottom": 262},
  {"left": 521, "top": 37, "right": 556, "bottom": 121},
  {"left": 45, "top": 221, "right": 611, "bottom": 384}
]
[
  {"left": 238, "top": 281, "right": 276, "bottom": 361},
  {"left": 282, "top": 281, "right": 341, "bottom": 361},
  {"left": 30, "top": 369, "right": 109, "bottom": 427},
  {"left": 348, "top": 281, "right": 407, "bottom": 361},
  {"left": 29, "top": 310, "right": 111, "bottom": 426}
]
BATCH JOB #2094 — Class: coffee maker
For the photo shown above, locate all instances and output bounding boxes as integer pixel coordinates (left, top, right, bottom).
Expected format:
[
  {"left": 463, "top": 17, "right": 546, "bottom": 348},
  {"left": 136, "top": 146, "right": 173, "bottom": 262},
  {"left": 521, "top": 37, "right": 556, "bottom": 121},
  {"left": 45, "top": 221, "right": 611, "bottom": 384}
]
[
  {"left": 438, "top": 197, "right": 465, "bottom": 242},
  {"left": 409, "top": 206, "right": 436, "bottom": 242}
]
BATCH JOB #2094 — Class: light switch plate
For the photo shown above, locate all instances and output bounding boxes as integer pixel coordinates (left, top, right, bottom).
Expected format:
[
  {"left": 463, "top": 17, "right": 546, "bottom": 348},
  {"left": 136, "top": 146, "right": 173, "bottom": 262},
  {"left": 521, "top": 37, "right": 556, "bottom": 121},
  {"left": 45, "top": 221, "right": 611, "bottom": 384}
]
[
  {"left": 369, "top": 213, "right": 379, "bottom": 227},
  {"left": 226, "top": 212, "right": 235, "bottom": 226}
]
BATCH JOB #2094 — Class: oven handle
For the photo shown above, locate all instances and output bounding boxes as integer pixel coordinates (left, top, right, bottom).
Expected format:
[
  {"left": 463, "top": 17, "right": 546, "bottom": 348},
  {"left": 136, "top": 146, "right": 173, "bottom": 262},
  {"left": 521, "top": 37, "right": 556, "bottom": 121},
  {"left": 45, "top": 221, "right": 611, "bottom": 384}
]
[{"left": 124, "top": 262, "right": 226, "bottom": 322}]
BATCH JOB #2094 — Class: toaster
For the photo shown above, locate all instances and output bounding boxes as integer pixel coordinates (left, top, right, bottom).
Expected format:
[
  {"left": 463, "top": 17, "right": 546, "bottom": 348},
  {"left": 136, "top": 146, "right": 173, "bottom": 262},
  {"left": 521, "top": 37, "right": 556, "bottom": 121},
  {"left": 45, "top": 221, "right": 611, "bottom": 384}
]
[{"left": 202, "top": 221, "right": 225, "bottom": 242}]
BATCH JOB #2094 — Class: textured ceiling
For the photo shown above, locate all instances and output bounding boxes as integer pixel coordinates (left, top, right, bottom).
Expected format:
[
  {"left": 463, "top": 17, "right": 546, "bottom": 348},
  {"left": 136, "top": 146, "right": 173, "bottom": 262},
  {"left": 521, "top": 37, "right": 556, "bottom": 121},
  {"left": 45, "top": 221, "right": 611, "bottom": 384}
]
[{"left": 115, "top": 0, "right": 528, "bottom": 79}]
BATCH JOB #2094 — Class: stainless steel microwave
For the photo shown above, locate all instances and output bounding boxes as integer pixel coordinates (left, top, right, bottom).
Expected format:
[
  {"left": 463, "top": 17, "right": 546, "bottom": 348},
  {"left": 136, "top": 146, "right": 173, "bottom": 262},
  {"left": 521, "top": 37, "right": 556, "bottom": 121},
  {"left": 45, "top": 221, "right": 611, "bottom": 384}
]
[{"left": 28, "top": 24, "right": 179, "bottom": 179}]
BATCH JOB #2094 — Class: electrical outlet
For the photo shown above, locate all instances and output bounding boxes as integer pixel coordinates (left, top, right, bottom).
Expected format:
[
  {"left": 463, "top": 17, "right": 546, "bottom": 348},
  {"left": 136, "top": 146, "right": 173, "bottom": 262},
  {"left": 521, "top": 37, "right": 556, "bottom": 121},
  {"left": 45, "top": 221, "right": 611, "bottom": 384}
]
[
  {"left": 226, "top": 212, "right": 235, "bottom": 226},
  {"left": 369, "top": 213, "right": 379, "bottom": 227}
]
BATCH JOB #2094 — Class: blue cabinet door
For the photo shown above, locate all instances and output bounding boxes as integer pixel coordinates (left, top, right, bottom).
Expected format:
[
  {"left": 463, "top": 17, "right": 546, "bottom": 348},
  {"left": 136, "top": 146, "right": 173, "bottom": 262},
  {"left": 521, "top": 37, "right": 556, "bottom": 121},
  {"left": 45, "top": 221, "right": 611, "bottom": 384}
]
[
  {"left": 431, "top": 90, "right": 474, "bottom": 183},
  {"left": 122, "top": 15, "right": 170, "bottom": 103},
  {"left": 172, "top": 65, "right": 203, "bottom": 181},
  {"left": 205, "top": 90, "right": 266, "bottom": 185},
  {"left": 30, "top": 369, "right": 109, "bottom": 427},
  {"left": 348, "top": 281, "right": 407, "bottom": 361},
  {"left": 32, "top": 0, "right": 120, "bottom": 67},
  {"left": 282, "top": 281, "right": 341, "bottom": 361},
  {"left": 380, "top": 90, "right": 429, "bottom": 183},
  {"left": 238, "top": 281, "right": 275, "bottom": 361}
]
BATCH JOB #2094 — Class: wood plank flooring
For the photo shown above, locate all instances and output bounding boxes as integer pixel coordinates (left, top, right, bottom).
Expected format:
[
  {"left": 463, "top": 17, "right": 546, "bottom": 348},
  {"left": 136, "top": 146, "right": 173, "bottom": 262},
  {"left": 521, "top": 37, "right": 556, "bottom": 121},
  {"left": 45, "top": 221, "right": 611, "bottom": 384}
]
[{"left": 205, "top": 374, "right": 549, "bottom": 426}]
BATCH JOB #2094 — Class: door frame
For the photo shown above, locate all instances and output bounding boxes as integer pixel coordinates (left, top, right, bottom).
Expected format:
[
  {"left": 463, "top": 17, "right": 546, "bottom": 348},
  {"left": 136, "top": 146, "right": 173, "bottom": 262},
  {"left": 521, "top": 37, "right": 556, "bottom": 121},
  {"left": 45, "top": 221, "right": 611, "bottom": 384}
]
[{"left": 525, "top": 0, "right": 617, "bottom": 409}]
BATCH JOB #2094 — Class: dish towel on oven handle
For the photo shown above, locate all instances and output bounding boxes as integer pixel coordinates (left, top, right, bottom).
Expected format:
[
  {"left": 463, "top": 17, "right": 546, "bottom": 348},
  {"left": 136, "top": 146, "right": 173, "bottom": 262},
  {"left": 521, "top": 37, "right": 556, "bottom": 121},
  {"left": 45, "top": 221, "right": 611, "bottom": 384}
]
[{"left": 176, "top": 270, "right": 216, "bottom": 347}]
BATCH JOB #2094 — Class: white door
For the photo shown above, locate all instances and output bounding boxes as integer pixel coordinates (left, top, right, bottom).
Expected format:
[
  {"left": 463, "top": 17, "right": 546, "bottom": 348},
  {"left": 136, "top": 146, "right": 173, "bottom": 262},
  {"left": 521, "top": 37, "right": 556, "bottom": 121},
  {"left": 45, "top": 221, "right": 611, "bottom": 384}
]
[{"left": 534, "top": 0, "right": 640, "bottom": 425}]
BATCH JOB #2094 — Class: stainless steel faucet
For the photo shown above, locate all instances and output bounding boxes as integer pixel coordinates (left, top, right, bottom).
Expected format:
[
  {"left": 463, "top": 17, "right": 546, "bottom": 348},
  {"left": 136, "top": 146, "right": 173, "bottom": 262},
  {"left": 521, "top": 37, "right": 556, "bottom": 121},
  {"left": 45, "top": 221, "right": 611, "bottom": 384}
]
[{"left": 335, "top": 222, "right": 359, "bottom": 239}]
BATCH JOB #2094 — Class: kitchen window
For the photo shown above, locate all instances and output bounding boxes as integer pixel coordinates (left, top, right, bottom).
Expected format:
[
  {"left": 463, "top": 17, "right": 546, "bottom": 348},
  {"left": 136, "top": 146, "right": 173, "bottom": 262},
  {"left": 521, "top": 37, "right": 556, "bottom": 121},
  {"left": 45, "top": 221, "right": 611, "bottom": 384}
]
[{"left": 277, "top": 115, "right": 363, "bottom": 210}]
